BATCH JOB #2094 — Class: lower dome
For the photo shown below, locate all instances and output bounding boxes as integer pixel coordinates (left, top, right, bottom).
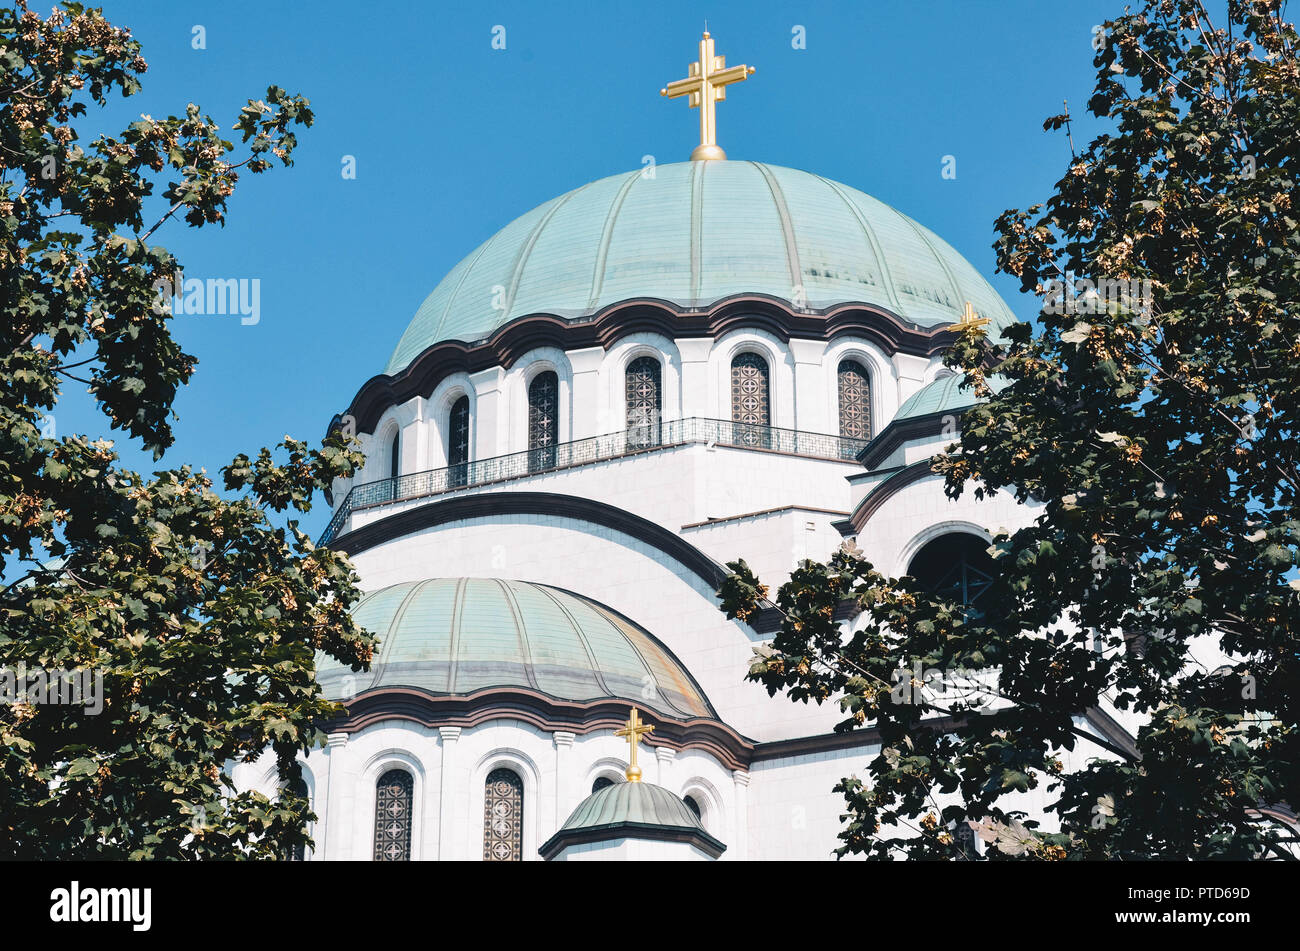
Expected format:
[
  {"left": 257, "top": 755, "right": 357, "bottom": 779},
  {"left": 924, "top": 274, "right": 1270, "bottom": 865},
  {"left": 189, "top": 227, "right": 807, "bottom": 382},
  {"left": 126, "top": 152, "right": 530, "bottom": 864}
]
[{"left": 317, "top": 577, "right": 714, "bottom": 721}]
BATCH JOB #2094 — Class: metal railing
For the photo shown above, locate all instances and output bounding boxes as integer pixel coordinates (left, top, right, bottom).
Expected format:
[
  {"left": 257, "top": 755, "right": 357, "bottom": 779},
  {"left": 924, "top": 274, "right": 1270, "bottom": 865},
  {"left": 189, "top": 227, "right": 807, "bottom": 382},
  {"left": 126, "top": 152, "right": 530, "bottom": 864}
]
[{"left": 318, "top": 417, "right": 868, "bottom": 545}]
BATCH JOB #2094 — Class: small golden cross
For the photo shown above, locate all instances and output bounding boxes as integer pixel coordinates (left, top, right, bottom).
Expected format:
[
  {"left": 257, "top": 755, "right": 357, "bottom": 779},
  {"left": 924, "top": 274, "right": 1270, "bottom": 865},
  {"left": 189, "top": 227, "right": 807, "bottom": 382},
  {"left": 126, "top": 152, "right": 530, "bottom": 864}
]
[
  {"left": 660, "top": 32, "right": 755, "bottom": 162},
  {"left": 946, "top": 301, "right": 990, "bottom": 333},
  {"left": 614, "top": 706, "right": 655, "bottom": 782}
]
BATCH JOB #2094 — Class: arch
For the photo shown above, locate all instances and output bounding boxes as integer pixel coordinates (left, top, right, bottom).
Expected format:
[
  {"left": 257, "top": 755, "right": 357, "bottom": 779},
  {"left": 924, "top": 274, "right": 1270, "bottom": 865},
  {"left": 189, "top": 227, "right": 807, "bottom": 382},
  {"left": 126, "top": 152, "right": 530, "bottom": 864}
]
[
  {"left": 895, "top": 520, "right": 993, "bottom": 578},
  {"left": 341, "top": 298, "right": 963, "bottom": 436},
  {"left": 527, "top": 370, "right": 560, "bottom": 472},
  {"left": 712, "top": 328, "right": 794, "bottom": 430},
  {"left": 471, "top": 748, "right": 542, "bottom": 861},
  {"left": 388, "top": 431, "right": 401, "bottom": 481},
  {"left": 605, "top": 334, "right": 683, "bottom": 427},
  {"left": 356, "top": 747, "right": 428, "bottom": 862},
  {"left": 592, "top": 775, "right": 617, "bottom": 794},
  {"left": 373, "top": 767, "right": 415, "bottom": 861},
  {"left": 367, "top": 415, "right": 402, "bottom": 485},
  {"left": 329, "top": 491, "right": 731, "bottom": 590},
  {"left": 905, "top": 530, "right": 997, "bottom": 612},
  {"left": 837, "top": 358, "right": 872, "bottom": 441},
  {"left": 586, "top": 755, "right": 631, "bottom": 793},
  {"left": 823, "top": 337, "right": 896, "bottom": 439},
  {"left": 730, "top": 350, "right": 772, "bottom": 448},
  {"left": 284, "top": 773, "right": 311, "bottom": 861},
  {"left": 428, "top": 373, "right": 476, "bottom": 470},
  {"left": 679, "top": 775, "right": 724, "bottom": 834},
  {"left": 625, "top": 354, "right": 662, "bottom": 448},
  {"left": 483, "top": 767, "right": 524, "bottom": 861},
  {"left": 447, "top": 394, "right": 471, "bottom": 487},
  {"left": 510, "top": 348, "right": 573, "bottom": 455}
]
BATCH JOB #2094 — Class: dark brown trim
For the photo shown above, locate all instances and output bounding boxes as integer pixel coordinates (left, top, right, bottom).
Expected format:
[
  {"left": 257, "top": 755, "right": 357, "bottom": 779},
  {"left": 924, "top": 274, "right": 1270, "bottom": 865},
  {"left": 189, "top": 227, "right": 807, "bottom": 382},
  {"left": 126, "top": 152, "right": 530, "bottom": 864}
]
[
  {"left": 327, "top": 686, "right": 757, "bottom": 772},
  {"left": 680, "top": 504, "right": 850, "bottom": 531},
  {"left": 327, "top": 687, "right": 1135, "bottom": 775},
  {"left": 1084, "top": 705, "right": 1141, "bottom": 761},
  {"left": 539, "top": 820, "right": 727, "bottom": 860},
  {"left": 330, "top": 491, "right": 730, "bottom": 588},
  {"left": 856, "top": 408, "right": 967, "bottom": 472},
  {"left": 333, "top": 295, "right": 961, "bottom": 434},
  {"left": 841, "top": 460, "right": 939, "bottom": 536},
  {"left": 329, "top": 490, "right": 806, "bottom": 636}
]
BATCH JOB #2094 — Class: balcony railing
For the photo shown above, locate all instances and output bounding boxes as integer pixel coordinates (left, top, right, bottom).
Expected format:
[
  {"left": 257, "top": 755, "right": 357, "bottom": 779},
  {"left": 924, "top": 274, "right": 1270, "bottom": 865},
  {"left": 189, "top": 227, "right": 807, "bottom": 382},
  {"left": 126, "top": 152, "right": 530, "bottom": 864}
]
[{"left": 318, "top": 417, "right": 868, "bottom": 545}]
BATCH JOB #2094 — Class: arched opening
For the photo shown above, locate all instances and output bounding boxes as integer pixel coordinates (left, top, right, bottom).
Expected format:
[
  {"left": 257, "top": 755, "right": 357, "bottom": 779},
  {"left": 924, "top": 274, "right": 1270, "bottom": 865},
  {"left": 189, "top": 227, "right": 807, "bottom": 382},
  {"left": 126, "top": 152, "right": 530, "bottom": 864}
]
[
  {"left": 837, "top": 359, "right": 872, "bottom": 441},
  {"left": 373, "top": 768, "right": 414, "bottom": 861},
  {"left": 483, "top": 767, "right": 524, "bottom": 861},
  {"left": 527, "top": 372, "right": 559, "bottom": 473},
  {"left": 281, "top": 775, "right": 310, "bottom": 862},
  {"left": 730, "top": 352, "right": 771, "bottom": 448},
  {"left": 625, "top": 356, "right": 662, "bottom": 449},
  {"left": 592, "top": 776, "right": 617, "bottom": 794},
  {"left": 447, "top": 395, "right": 470, "bottom": 488},
  {"left": 683, "top": 794, "right": 703, "bottom": 821},
  {"left": 906, "top": 532, "right": 996, "bottom": 613},
  {"left": 385, "top": 429, "right": 401, "bottom": 504}
]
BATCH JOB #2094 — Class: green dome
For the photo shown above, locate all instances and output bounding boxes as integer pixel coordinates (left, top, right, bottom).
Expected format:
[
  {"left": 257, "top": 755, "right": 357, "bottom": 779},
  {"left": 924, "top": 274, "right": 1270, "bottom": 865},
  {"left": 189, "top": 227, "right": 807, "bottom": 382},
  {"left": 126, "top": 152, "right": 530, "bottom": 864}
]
[
  {"left": 317, "top": 578, "right": 714, "bottom": 721},
  {"left": 894, "top": 373, "right": 1008, "bottom": 421},
  {"left": 385, "top": 161, "right": 1017, "bottom": 374},
  {"left": 539, "top": 781, "right": 726, "bottom": 859}
]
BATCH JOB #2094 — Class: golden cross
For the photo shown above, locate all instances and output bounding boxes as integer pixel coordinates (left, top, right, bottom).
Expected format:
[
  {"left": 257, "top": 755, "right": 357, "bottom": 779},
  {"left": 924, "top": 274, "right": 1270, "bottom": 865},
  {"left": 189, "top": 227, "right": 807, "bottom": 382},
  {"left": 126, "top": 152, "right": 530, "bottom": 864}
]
[
  {"left": 614, "top": 706, "right": 655, "bottom": 782},
  {"left": 946, "top": 301, "right": 990, "bottom": 333},
  {"left": 660, "top": 32, "right": 755, "bottom": 162}
]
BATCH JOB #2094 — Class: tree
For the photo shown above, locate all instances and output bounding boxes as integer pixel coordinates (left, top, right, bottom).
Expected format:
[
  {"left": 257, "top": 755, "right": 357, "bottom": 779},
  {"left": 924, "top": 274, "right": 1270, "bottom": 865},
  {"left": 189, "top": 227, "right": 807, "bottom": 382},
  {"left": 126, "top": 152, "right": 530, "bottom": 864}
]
[
  {"left": 720, "top": 0, "right": 1300, "bottom": 860},
  {"left": 0, "top": 1, "right": 373, "bottom": 858}
]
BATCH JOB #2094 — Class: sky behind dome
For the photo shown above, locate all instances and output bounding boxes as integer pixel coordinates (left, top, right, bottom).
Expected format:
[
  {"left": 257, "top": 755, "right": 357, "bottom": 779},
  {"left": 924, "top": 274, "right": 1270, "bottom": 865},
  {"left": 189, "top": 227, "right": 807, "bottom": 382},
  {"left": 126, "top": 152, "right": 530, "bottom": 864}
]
[{"left": 66, "top": 0, "right": 1123, "bottom": 538}]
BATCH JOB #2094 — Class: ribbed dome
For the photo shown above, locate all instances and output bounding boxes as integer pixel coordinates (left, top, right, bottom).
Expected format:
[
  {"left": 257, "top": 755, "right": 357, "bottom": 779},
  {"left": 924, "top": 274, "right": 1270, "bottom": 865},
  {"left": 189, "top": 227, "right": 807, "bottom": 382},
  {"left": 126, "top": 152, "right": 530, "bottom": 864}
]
[
  {"left": 539, "top": 780, "right": 727, "bottom": 859},
  {"left": 316, "top": 578, "right": 714, "bottom": 720},
  {"left": 385, "top": 161, "right": 1017, "bottom": 374},
  {"left": 557, "top": 781, "right": 706, "bottom": 834},
  {"left": 894, "top": 373, "right": 1009, "bottom": 421}
]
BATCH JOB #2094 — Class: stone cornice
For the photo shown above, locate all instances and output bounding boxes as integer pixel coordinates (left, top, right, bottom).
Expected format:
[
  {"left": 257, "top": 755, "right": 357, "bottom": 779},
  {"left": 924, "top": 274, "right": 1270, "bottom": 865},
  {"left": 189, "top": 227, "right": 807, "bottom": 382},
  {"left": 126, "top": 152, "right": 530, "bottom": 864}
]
[
  {"left": 538, "top": 820, "right": 727, "bottom": 861},
  {"left": 327, "top": 686, "right": 758, "bottom": 772},
  {"left": 855, "top": 409, "right": 957, "bottom": 472},
  {"left": 326, "top": 686, "right": 1136, "bottom": 776},
  {"left": 334, "top": 295, "right": 960, "bottom": 434},
  {"left": 838, "top": 459, "right": 938, "bottom": 537}
]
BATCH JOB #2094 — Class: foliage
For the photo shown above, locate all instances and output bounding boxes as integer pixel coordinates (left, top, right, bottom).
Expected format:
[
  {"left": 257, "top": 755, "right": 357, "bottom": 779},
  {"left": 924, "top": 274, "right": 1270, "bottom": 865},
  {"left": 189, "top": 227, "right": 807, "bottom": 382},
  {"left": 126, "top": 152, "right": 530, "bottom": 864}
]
[
  {"left": 720, "top": 0, "right": 1300, "bottom": 859},
  {"left": 0, "top": 1, "right": 372, "bottom": 858}
]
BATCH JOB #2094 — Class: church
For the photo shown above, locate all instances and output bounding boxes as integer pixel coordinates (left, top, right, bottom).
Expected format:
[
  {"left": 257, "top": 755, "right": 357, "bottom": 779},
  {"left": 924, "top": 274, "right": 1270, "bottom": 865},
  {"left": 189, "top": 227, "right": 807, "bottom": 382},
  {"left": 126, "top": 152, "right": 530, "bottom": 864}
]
[{"left": 233, "top": 33, "right": 1138, "bottom": 860}]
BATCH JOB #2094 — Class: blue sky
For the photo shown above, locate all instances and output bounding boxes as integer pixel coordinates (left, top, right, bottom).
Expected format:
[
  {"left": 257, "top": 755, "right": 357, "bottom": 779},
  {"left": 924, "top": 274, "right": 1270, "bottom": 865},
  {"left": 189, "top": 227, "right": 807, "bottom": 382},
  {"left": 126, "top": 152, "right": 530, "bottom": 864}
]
[{"left": 66, "top": 0, "right": 1123, "bottom": 538}]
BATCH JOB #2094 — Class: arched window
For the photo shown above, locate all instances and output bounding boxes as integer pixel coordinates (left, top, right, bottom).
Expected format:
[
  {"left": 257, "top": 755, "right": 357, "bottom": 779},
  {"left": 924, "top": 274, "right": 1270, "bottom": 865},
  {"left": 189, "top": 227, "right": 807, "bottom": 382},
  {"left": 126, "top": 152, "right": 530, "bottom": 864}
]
[
  {"left": 483, "top": 768, "right": 524, "bottom": 861},
  {"left": 625, "top": 356, "right": 662, "bottom": 449},
  {"left": 907, "top": 533, "right": 996, "bottom": 614},
  {"left": 448, "top": 395, "right": 470, "bottom": 488},
  {"left": 592, "top": 776, "right": 616, "bottom": 794},
  {"left": 683, "top": 795, "right": 703, "bottom": 821},
  {"left": 527, "top": 371, "right": 559, "bottom": 473},
  {"left": 373, "top": 769, "right": 414, "bottom": 861},
  {"left": 385, "top": 429, "right": 401, "bottom": 505},
  {"left": 953, "top": 819, "right": 980, "bottom": 859},
  {"left": 837, "top": 359, "right": 872, "bottom": 441},
  {"left": 282, "top": 775, "right": 310, "bottom": 862},
  {"left": 730, "top": 352, "right": 771, "bottom": 448}
]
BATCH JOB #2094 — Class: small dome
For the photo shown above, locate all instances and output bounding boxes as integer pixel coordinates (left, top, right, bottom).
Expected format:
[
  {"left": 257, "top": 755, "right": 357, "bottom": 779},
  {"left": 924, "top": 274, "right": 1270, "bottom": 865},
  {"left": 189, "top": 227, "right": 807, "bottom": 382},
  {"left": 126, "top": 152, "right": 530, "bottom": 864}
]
[
  {"left": 385, "top": 161, "right": 1017, "bottom": 375},
  {"left": 539, "top": 781, "right": 726, "bottom": 860},
  {"left": 317, "top": 578, "right": 714, "bottom": 721},
  {"left": 895, "top": 373, "right": 1008, "bottom": 421}
]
